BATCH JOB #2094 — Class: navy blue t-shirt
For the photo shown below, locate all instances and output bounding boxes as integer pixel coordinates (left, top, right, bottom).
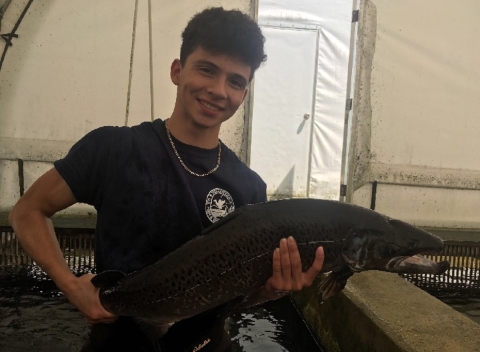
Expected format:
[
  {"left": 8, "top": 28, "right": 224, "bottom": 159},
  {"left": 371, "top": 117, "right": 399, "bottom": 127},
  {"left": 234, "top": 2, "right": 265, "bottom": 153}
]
[{"left": 54, "top": 119, "right": 266, "bottom": 273}]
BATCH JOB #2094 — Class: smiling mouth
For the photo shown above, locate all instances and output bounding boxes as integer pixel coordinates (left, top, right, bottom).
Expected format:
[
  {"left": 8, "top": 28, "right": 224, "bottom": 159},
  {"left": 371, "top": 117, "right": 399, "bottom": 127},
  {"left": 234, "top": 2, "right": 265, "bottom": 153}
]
[{"left": 199, "top": 100, "right": 222, "bottom": 111}]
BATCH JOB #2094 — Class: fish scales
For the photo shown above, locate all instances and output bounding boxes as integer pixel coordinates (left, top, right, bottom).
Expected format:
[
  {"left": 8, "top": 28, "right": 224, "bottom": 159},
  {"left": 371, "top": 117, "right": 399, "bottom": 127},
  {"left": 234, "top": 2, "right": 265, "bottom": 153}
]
[{"left": 93, "top": 198, "right": 449, "bottom": 328}]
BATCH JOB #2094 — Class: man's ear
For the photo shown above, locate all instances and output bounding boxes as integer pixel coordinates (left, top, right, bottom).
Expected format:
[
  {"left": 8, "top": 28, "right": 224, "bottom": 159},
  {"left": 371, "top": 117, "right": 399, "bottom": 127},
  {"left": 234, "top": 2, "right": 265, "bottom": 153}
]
[{"left": 170, "top": 59, "right": 182, "bottom": 85}]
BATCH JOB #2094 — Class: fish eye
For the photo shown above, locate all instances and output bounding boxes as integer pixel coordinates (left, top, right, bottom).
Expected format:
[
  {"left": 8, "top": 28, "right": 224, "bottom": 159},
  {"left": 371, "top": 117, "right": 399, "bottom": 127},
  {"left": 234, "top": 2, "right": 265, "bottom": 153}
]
[{"left": 384, "top": 243, "right": 401, "bottom": 257}]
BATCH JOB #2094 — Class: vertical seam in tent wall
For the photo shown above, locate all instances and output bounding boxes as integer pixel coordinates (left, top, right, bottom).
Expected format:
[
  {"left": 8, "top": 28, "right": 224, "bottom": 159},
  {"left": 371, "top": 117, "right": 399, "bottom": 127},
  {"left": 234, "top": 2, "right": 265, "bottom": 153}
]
[
  {"left": 124, "top": 0, "right": 139, "bottom": 126},
  {"left": 306, "top": 29, "right": 321, "bottom": 198},
  {"left": 340, "top": 0, "right": 360, "bottom": 202},
  {"left": 148, "top": 0, "right": 154, "bottom": 121}
]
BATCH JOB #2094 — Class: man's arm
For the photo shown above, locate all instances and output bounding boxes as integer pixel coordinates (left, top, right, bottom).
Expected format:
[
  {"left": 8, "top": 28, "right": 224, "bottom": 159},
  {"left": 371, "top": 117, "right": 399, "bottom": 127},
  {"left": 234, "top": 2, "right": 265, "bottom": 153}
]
[
  {"left": 242, "top": 237, "right": 324, "bottom": 307},
  {"left": 8, "top": 168, "right": 116, "bottom": 324}
]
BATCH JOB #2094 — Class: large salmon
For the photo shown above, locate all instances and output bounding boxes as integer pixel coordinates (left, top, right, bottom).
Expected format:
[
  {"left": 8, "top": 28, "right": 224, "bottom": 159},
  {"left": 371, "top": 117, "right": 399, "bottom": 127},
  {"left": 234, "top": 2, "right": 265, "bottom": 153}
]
[{"left": 92, "top": 199, "right": 449, "bottom": 334}]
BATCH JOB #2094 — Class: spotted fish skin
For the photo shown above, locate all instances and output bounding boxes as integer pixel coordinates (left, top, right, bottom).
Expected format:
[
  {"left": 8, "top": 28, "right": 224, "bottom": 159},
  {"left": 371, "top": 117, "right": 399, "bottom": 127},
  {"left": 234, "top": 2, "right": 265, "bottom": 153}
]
[{"left": 92, "top": 198, "right": 449, "bottom": 325}]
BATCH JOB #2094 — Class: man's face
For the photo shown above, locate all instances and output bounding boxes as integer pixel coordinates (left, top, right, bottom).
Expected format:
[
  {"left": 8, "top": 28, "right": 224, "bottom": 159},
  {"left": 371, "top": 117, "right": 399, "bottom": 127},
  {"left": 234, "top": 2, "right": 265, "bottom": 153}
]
[{"left": 170, "top": 47, "right": 251, "bottom": 130}]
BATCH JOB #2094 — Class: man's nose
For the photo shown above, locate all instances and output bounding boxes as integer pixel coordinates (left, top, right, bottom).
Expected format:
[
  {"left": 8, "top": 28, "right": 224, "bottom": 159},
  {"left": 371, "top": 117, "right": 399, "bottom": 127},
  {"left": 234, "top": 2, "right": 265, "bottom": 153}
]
[{"left": 206, "top": 78, "right": 228, "bottom": 99}]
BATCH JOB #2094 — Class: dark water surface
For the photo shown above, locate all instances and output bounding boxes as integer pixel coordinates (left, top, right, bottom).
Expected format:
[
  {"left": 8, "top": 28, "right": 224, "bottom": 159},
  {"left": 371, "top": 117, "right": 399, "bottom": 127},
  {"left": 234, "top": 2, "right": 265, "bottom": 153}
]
[
  {"left": 0, "top": 266, "right": 324, "bottom": 352},
  {"left": 437, "top": 294, "right": 480, "bottom": 325}
]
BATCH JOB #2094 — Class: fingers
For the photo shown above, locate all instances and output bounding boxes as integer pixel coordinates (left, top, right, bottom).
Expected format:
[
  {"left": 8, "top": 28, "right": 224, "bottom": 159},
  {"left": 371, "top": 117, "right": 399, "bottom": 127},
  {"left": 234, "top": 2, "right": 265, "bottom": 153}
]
[
  {"left": 271, "top": 247, "right": 282, "bottom": 281},
  {"left": 266, "top": 238, "right": 324, "bottom": 296},
  {"left": 264, "top": 239, "right": 292, "bottom": 294},
  {"left": 287, "top": 237, "right": 303, "bottom": 290},
  {"left": 88, "top": 279, "right": 118, "bottom": 324},
  {"left": 276, "top": 238, "right": 324, "bottom": 290},
  {"left": 65, "top": 274, "right": 118, "bottom": 325},
  {"left": 279, "top": 238, "right": 292, "bottom": 289},
  {"left": 303, "top": 246, "right": 324, "bottom": 286},
  {"left": 264, "top": 247, "right": 282, "bottom": 295}
]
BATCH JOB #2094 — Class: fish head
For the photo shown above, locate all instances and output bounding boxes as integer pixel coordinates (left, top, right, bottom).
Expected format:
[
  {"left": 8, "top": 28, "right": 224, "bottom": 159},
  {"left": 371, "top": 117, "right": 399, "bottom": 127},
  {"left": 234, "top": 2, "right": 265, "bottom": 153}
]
[{"left": 341, "top": 219, "right": 449, "bottom": 275}]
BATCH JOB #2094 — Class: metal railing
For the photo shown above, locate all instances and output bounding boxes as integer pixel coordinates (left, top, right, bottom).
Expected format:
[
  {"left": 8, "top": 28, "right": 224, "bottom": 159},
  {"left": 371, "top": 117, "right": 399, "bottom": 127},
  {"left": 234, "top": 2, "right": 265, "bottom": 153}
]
[
  {"left": 1, "top": 227, "right": 479, "bottom": 295},
  {"left": 402, "top": 241, "right": 480, "bottom": 295},
  {"left": 0, "top": 227, "right": 95, "bottom": 275}
]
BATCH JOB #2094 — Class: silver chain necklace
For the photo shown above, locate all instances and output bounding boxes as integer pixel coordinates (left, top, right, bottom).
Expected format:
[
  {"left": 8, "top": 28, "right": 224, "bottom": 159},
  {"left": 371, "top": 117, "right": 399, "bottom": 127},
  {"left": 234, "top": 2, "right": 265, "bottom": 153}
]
[{"left": 165, "top": 120, "right": 221, "bottom": 177}]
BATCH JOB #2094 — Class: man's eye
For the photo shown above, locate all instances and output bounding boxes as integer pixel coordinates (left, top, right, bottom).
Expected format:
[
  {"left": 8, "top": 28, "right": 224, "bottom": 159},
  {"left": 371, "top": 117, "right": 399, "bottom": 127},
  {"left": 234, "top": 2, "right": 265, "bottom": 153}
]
[
  {"left": 199, "top": 67, "right": 214, "bottom": 75},
  {"left": 230, "top": 79, "right": 245, "bottom": 89}
]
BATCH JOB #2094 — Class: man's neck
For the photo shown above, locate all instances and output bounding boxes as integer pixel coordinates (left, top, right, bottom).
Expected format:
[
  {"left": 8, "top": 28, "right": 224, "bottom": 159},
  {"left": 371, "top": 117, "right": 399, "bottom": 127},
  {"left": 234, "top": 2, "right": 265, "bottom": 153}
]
[{"left": 166, "top": 116, "right": 220, "bottom": 149}]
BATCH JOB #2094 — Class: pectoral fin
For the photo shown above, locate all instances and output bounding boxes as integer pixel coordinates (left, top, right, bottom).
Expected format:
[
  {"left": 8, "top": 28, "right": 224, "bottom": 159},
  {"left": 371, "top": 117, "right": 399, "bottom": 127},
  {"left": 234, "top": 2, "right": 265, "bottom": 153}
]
[
  {"left": 133, "top": 317, "right": 174, "bottom": 340},
  {"left": 155, "top": 296, "right": 245, "bottom": 344},
  {"left": 318, "top": 267, "right": 353, "bottom": 301}
]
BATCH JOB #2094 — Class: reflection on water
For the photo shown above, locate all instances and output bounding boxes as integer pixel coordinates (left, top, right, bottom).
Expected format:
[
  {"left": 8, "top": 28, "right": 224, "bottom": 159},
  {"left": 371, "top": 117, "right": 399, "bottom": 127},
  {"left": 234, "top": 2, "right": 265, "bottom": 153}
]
[
  {"left": 0, "top": 265, "right": 324, "bottom": 352},
  {"left": 228, "top": 297, "right": 324, "bottom": 352},
  {"left": 0, "top": 266, "right": 87, "bottom": 352},
  {"left": 404, "top": 265, "right": 480, "bottom": 326},
  {"left": 437, "top": 293, "right": 480, "bottom": 325}
]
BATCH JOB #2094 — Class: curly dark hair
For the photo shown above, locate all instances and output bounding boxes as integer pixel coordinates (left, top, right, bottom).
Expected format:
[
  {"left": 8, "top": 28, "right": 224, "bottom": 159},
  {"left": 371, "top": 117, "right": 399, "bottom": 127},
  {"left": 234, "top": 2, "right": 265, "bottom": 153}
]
[{"left": 180, "top": 7, "right": 267, "bottom": 80}]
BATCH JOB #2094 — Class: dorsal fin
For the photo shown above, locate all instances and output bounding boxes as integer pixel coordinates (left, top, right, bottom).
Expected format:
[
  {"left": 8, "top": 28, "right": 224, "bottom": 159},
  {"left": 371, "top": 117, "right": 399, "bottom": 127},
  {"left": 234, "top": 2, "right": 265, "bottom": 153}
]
[{"left": 201, "top": 205, "right": 249, "bottom": 235}]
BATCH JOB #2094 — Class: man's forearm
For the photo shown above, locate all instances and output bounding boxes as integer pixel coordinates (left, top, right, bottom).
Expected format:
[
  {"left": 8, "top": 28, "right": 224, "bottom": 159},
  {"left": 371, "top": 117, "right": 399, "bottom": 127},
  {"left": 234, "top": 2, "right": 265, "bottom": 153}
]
[
  {"left": 10, "top": 207, "right": 118, "bottom": 324},
  {"left": 9, "top": 205, "right": 76, "bottom": 291}
]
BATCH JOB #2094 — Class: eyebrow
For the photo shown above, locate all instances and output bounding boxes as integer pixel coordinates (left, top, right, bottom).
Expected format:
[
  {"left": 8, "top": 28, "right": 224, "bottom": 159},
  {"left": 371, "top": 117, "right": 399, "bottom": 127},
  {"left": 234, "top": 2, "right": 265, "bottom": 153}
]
[{"left": 195, "top": 59, "right": 249, "bottom": 86}]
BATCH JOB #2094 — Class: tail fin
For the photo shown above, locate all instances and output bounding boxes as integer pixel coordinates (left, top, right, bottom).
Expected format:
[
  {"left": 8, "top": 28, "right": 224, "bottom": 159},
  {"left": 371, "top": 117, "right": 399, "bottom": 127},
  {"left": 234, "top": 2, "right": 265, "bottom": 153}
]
[{"left": 90, "top": 270, "right": 126, "bottom": 288}]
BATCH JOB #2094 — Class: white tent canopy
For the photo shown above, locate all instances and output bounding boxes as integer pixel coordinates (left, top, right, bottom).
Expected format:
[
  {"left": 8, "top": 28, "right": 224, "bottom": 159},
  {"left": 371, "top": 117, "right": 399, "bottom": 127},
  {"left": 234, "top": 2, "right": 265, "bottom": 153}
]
[{"left": 250, "top": 0, "right": 354, "bottom": 199}]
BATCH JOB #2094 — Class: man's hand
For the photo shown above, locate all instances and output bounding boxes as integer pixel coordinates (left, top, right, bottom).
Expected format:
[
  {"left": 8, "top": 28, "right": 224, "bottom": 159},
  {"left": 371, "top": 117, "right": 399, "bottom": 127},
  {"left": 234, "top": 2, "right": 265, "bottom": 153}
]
[
  {"left": 63, "top": 274, "right": 118, "bottom": 324},
  {"left": 264, "top": 236, "right": 324, "bottom": 298},
  {"left": 242, "top": 236, "right": 324, "bottom": 306}
]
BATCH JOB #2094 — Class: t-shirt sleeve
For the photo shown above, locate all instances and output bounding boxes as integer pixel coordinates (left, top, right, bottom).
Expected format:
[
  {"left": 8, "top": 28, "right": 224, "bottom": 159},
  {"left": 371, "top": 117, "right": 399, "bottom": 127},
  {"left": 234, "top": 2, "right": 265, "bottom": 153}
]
[
  {"left": 250, "top": 173, "right": 267, "bottom": 204},
  {"left": 54, "top": 126, "right": 117, "bottom": 206}
]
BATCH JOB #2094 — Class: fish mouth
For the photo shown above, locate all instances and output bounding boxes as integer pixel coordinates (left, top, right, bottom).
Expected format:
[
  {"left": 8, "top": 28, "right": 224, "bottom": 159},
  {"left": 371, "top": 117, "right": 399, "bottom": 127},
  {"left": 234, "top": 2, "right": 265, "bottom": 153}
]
[{"left": 384, "top": 255, "right": 450, "bottom": 275}]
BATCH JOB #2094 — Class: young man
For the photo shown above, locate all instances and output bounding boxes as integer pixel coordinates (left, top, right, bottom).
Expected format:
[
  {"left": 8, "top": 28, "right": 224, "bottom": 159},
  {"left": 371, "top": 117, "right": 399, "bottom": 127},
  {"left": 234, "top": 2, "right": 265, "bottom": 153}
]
[{"left": 9, "top": 7, "right": 324, "bottom": 352}]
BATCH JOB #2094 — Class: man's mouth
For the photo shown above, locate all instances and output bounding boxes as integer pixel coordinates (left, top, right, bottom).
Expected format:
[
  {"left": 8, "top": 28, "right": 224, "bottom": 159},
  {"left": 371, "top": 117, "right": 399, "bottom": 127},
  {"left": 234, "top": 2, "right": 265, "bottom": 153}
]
[{"left": 199, "top": 100, "right": 222, "bottom": 111}]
